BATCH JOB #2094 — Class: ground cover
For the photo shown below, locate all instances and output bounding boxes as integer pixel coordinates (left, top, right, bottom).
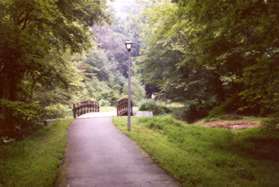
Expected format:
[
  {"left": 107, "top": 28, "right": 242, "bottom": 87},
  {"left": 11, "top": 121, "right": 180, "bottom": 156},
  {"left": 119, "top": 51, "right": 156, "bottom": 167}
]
[
  {"left": 0, "top": 119, "right": 72, "bottom": 187},
  {"left": 113, "top": 116, "right": 279, "bottom": 186}
]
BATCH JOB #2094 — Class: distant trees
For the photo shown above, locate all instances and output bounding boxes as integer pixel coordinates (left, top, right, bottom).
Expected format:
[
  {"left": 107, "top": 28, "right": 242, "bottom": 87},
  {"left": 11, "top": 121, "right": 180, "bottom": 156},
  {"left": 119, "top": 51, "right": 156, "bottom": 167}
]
[
  {"left": 81, "top": 12, "right": 146, "bottom": 106},
  {"left": 80, "top": 47, "right": 125, "bottom": 106},
  {"left": 0, "top": 0, "right": 106, "bottom": 136},
  {"left": 139, "top": 0, "right": 279, "bottom": 119}
]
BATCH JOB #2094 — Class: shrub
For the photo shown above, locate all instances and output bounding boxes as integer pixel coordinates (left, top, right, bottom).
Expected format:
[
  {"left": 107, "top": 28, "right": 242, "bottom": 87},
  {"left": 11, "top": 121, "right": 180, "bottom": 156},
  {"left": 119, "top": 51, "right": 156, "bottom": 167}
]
[
  {"left": 208, "top": 105, "right": 226, "bottom": 117},
  {"left": 99, "top": 99, "right": 110, "bottom": 106},
  {"left": 0, "top": 99, "right": 42, "bottom": 137},
  {"left": 139, "top": 99, "right": 171, "bottom": 115},
  {"left": 0, "top": 99, "right": 42, "bottom": 123},
  {"left": 208, "top": 95, "right": 241, "bottom": 117},
  {"left": 44, "top": 104, "right": 70, "bottom": 119},
  {"left": 174, "top": 102, "right": 209, "bottom": 123},
  {"left": 262, "top": 115, "right": 279, "bottom": 131}
]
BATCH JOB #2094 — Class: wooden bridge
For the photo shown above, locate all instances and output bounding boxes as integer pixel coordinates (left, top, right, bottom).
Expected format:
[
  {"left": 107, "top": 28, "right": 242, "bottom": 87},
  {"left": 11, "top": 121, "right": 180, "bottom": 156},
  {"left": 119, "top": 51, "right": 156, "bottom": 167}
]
[
  {"left": 73, "top": 98, "right": 133, "bottom": 118},
  {"left": 117, "top": 98, "right": 133, "bottom": 116},
  {"left": 73, "top": 100, "right": 100, "bottom": 118}
]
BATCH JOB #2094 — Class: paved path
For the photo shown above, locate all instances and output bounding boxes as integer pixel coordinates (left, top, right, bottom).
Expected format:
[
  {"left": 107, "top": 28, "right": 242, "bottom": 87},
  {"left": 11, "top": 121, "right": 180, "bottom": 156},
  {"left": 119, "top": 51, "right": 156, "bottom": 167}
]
[{"left": 58, "top": 113, "right": 178, "bottom": 187}]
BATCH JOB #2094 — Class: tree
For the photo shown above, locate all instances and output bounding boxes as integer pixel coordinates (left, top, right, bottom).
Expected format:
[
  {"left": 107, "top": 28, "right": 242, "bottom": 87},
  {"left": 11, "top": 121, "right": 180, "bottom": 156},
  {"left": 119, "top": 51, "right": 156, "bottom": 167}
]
[
  {"left": 139, "top": 0, "right": 279, "bottom": 120},
  {"left": 173, "top": 0, "right": 279, "bottom": 115},
  {"left": 0, "top": 0, "right": 106, "bottom": 135}
]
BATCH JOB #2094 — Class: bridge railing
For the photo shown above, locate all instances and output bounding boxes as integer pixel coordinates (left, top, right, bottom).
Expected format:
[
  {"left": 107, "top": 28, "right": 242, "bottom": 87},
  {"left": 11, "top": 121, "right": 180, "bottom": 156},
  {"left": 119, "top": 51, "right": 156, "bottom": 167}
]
[
  {"left": 117, "top": 98, "right": 133, "bottom": 116},
  {"left": 73, "top": 100, "right": 99, "bottom": 118}
]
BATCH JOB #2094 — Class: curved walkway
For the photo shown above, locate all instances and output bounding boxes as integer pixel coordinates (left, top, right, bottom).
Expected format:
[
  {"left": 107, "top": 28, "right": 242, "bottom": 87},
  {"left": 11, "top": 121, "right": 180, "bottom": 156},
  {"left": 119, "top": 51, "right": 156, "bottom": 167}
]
[{"left": 58, "top": 113, "right": 177, "bottom": 187}]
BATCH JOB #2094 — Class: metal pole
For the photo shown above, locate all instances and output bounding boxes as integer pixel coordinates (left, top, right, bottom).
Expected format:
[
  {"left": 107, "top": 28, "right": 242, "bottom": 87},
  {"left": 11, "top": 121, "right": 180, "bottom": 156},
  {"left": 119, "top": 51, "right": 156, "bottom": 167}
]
[{"left": 127, "top": 51, "right": 132, "bottom": 131}]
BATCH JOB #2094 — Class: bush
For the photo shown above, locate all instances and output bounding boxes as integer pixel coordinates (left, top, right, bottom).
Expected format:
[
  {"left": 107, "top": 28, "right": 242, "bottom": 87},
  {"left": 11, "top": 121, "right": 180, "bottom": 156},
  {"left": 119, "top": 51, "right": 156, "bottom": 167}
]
[
  {"left": 174, "top": 102, "right": 209, "bottom": 123},
  {"left": 0, "top": 99, "right": 42, "bottom": 123},
  {"left": 0, "top": 99, "right": 42, "bottom": 137},
  {"left": 44, "top": 104, "right": 70, "bottom": 119},
  {"left": 208, "top": 95, "right": 242, "bottom": 117},
  {"left": 262, "top": 116, "right": 279, "bottom": 131},
  {"left": 208, "top": 105, "right": 226, "bottom": 117},
  {"left": 99, "top": 99, "right": 110, "bottom": 106},
  {"left": 139, "top": 99, "right": 171, "bottom": 115}
]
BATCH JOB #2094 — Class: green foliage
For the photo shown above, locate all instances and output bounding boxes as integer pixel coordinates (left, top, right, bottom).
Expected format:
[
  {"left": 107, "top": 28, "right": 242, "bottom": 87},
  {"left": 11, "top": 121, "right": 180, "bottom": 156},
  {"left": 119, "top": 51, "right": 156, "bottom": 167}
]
[
  {"left": 239, "top": 60, "right": 279, "bottom": 115},
  {"left": 122, "top": 78, "right": 146, "bottom": 104},
  {"left": 99, "top": 99, "right": 111, "bottom": 107},
  {"left": 0, "top": 119, "right": 71, "bottom": 187},
  {"left": 44, "top": 104, "right": 70, "bottom": 119},
  {"left": 0, "top": 99, "right": 42, "bottom": 132},
  {"left": 114, "top": 116, "right": 279, "bottom": 186},
  {"left": 207, "top": 95, "right": 245, "bottom": 118},
  {"left": 207, "top": 105, "right": 227, "bottom": 118},
  {"left": 80, "top": 42, "right": 145, "bottom": 105},
  {"left": 80, "top": 47, "right": 124, "bottom": 105},
  {"left": 262, "top": 116, "right": 279, "bottom": 131},
  {"left": 139, "top": 99, "right": 171, "bottom": 115},
  {"left": 138, "top": 0, "right": 279, "bottom": 118},
  {"left": 0, "top": 0, "right": 106, "bottom": 134},
  {"left": 174, "top": 101, "right": 209, "bottom": 123},
  {"left": 83, "top": 2, "right": 146, "bottom": 106}
]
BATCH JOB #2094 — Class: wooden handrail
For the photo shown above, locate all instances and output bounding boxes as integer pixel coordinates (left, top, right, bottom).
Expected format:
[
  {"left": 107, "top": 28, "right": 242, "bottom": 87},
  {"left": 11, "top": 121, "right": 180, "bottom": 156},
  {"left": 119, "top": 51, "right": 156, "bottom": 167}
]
[
  {"left": 116, "top": 98, "right": 133, "bottom": 116},
  {"left": 73, "top": 100, "right": 99, "bottom": 118}
]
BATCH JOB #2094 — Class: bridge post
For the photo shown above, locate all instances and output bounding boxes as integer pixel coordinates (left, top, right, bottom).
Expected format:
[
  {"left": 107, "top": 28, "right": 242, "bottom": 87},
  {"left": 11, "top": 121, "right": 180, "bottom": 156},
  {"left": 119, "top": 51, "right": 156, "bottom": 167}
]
[{"left": 73, "top": 104, "right": 76, "bottom": 118}]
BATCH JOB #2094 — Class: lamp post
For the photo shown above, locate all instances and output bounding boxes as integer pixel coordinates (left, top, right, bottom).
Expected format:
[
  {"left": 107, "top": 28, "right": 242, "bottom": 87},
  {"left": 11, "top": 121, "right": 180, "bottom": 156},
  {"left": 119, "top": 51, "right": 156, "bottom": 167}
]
[{"left": 125, "top": 40, "right": 133, "bottom": 131}]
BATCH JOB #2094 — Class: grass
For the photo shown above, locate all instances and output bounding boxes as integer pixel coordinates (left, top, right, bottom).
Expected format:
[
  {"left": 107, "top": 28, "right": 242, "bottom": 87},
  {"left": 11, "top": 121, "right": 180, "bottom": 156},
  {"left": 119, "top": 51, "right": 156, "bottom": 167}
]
[
  {"left": 113, "top": 115, "right": 279, "bottom": 186},
  {"left": 0, "top": 119, "right": 72, "bottom": 187}
]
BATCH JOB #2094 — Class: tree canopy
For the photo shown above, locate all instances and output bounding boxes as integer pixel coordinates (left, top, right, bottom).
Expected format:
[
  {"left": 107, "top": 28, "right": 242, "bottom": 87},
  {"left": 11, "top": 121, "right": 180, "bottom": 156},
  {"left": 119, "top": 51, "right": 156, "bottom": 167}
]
[
  {"left": 139, "top": 0, "right": 279, "bottom": 120},
  {"left": 1, "top": 0, "right": 278, "bottom": 135},
  {"left": 0, "top": 0, "right": 106, "bottom": 135}
]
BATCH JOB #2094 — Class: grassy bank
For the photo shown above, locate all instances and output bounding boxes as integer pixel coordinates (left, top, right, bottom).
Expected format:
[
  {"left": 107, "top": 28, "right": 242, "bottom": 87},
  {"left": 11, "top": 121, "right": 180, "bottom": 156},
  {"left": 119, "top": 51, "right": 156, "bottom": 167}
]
[
  {"left": 0, "top": 119, "right": 72, "bottom": 187},
  {"left": 113, "top": 116, "right": 279, "bottom": 186}
]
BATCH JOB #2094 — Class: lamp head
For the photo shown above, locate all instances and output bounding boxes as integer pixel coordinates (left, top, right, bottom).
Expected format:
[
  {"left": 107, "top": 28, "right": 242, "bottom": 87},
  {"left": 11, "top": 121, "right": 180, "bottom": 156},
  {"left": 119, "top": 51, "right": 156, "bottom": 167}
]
[{"left": 125, "top": 40, "right": 133, "bottom": 52}]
